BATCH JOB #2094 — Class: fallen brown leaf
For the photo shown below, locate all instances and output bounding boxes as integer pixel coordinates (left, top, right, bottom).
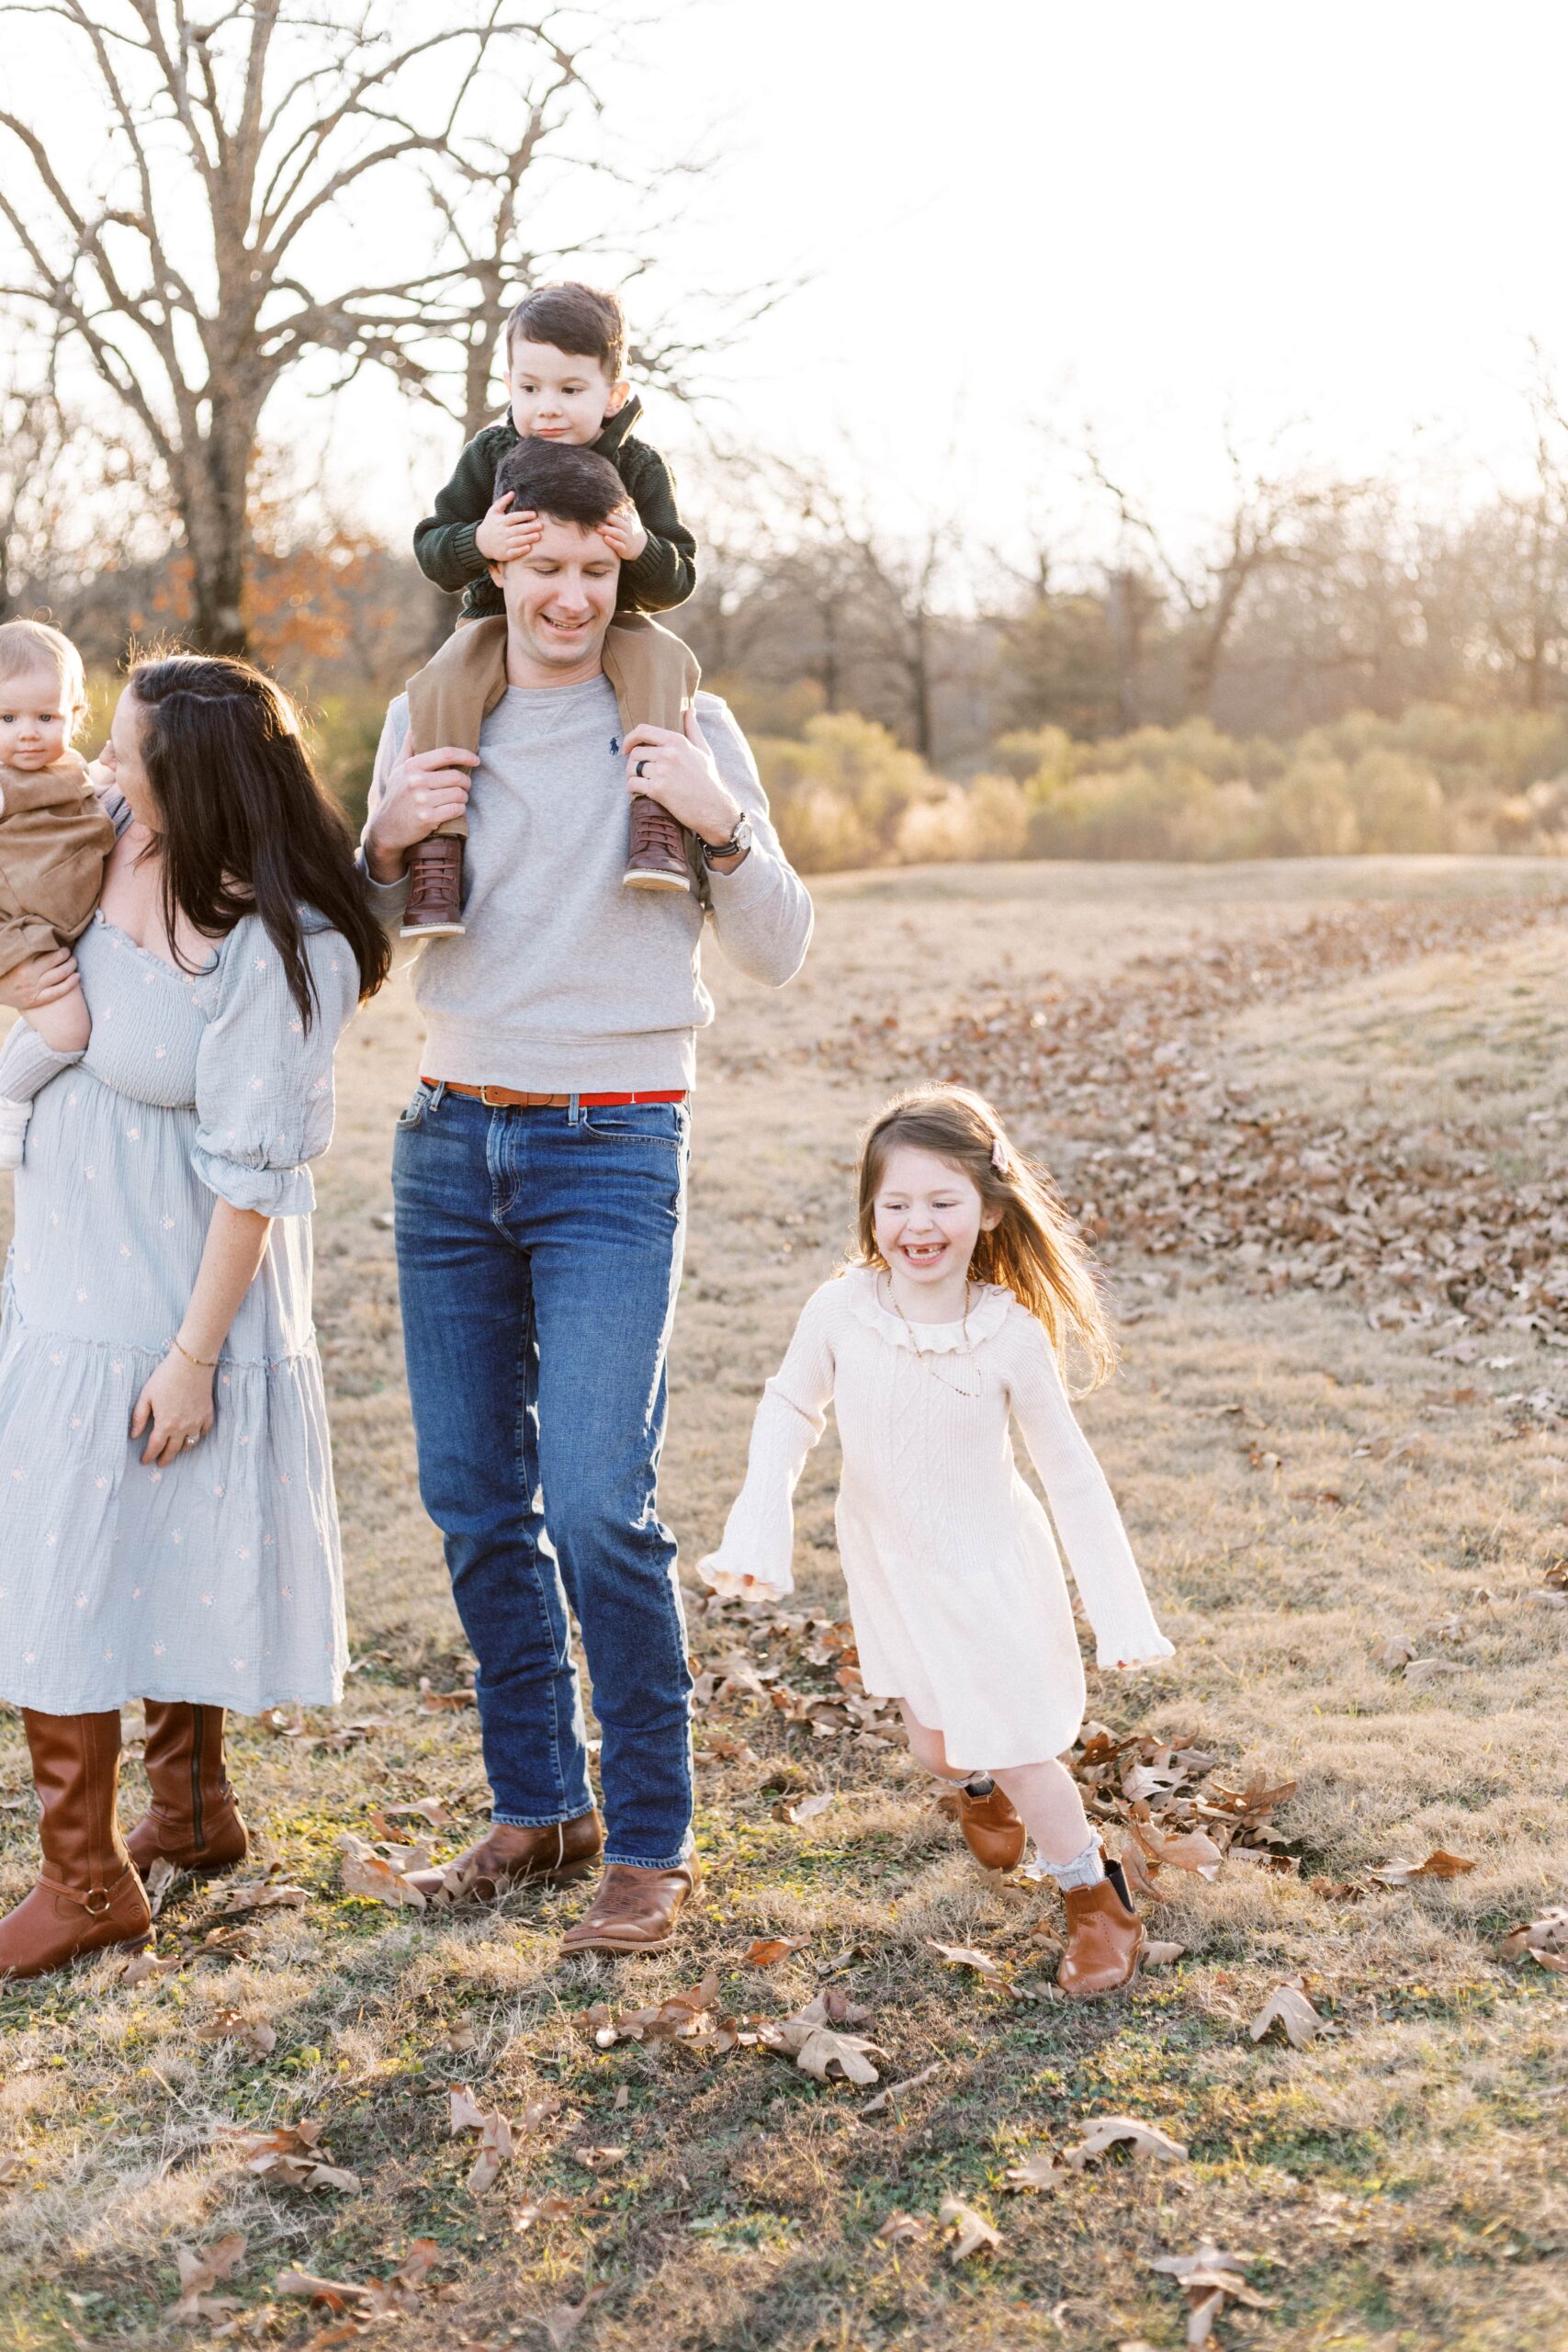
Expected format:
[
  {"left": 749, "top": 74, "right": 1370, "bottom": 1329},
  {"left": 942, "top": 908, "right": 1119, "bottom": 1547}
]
[
  {"left": 939, "top": 2195, "right": 1001, "bottom": 2260},
  {"left": 926, "top": 1939, "right": 1003, "bottom": 1978},
  {"left": 1500, "top": 1905, "right": 1568, "bottom": 1962},
  {"left": 338, "top": 1831, "right": 428, "bottom": 1910},
  {"left": 773, "top": 1791, "right": 833, "bottom": 1826},
  {"left": 742, "top": 1936, "right": 810, "bottom": 1966},
  {"left": 121, "top": 1948, "right": 183, "bottom": 1986},
  {"left": 1003, "top": 2149, "right": 1063, "bottom": 2190},
  {"left": 1126, "top": 1821, "right": 1225, "bottom": 1880},
  {"left": 513, "top": 2191, "right": 578, "bottom": 2233},
  {"left": 863, "top": 2061, "right": 942, "bottom": 2117},
  {"left": 540, "top": 2288, "right": 609, "bottom": 2350},
  {"left": 196, "top": 2009, "right": 277, "bottom": 2059},
  {"left": 1248, "top": 1980, "right": 1320, "bottom": 2047},
  {"left": 1372, "top": 1632, "right": 1416, "bottom": 1669},
  {"left": 448, "top": 2086, "right": 487, "bottom": 2134},
  {"left": 467, "top": 2109, "right": 513, "bottom": 2195},
  {"left": 1062, "top": 2114, "right": 1189, "bottom": 2169},
  {"left": 209, "top": 1881, "right": 310, "bottom": 1919},
  {"left": 875, "top": 2210, "right": 926, "bottom": 2244},
  {"left": 166, "top": 2233, "right": 247, "bottom": 2323},
  {"left": 1370, "top": 1848, "right": 1478, "bottom": 1885},
  {"left": 145, "top": 1856, "right": 177, "bottom": 1919}
]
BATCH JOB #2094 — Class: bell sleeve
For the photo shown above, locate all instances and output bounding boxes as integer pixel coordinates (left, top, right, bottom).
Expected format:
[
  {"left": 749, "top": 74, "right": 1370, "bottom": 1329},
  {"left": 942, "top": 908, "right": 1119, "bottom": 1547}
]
[
  {"left": 1004, "top": 1313, "right": 1174, "bottom": 1671},
  {"left": 697, "top": 1282, "right": 841, "bottom": 1600},
  {"left": 190, "top": 917, "right": 357, "bottom": 1216}
]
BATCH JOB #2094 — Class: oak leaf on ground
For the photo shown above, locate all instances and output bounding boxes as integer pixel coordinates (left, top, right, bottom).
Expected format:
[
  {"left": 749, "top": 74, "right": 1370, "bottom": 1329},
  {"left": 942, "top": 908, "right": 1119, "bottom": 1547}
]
[
  {"left": 939, "top": 2196, "right": 1001, "bottom": 2260},
  {"left": 1370, "top": 1849, "right": 1478, "bottom": 1885},
  {"left": 1248, "top": 1979, "right": 1321, "bottom": 2047},
  {"left": 1061, "top": 2114, "right": 1189, "bottom": 2169}
]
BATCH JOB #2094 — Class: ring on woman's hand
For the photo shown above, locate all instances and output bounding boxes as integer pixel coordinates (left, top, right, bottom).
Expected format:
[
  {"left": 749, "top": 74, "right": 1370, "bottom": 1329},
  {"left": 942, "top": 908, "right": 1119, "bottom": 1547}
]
[
  {"left": 634, "top": 759, "right": 649, "bottom": 779},
  {"left": 184, "top": 1434, "right": 197, "bottom": 1448}
]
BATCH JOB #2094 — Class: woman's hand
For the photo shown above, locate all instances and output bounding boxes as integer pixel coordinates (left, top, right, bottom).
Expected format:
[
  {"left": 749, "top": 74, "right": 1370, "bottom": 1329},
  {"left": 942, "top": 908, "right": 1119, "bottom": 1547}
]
[
  {"left": 130, "top": 1349, "right": 216, "bottom": 1467},
  {"left": 622, "top": 709, "right": 745, "bottom": 855},
  {"left": 363, "top": 742, "right": 479, "bottom": 884},
  {"left": 0, "top": 945, "right": 81, "bottom": 1014}
]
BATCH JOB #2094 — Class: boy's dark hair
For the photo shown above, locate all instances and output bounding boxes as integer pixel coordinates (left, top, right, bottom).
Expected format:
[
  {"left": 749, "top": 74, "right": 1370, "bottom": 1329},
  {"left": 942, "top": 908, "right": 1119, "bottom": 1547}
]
[
  {"left": 504, "top": 280, "right": 626, "bottom": 379},
  {"left": 494, "top": 438, "right": 626, "bottom": 532}
]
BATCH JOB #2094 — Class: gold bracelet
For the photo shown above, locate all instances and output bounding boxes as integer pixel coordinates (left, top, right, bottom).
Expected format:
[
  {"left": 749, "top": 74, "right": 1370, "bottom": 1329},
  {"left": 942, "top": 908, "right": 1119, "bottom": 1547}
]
[{"left": 171, "top": 1335, "right": 218, "bottom": 1371}]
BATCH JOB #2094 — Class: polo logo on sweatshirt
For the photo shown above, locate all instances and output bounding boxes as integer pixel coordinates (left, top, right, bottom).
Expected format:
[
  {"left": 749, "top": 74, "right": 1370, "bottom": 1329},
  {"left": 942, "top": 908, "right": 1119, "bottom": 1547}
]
[{"left": 610, "top": 735, "right": 621, "bottom": 755}]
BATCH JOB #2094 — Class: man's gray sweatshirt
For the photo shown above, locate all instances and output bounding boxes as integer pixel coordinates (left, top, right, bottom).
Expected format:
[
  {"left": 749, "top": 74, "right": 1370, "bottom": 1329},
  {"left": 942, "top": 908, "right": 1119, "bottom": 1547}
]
[{"left": 363, "top": 680, "right": 813, "bottom": 1092}]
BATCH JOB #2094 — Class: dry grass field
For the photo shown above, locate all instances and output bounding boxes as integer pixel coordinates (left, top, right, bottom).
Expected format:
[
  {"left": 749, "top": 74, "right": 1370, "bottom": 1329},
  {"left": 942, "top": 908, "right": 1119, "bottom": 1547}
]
[{"left": 3, "top": 854, "right": 1568, "bottom": 2352}]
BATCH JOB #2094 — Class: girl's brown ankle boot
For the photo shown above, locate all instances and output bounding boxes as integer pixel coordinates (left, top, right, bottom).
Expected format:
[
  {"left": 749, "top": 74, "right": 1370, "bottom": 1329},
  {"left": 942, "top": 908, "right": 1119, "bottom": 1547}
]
[{"left": 1056, "top": 1853, "right": 1144, "bottom": 1998}]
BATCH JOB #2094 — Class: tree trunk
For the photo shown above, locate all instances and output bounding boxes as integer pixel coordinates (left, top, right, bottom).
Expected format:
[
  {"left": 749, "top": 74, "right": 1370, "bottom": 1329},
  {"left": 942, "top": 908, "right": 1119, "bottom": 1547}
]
[
  {"left": 177, "top": 392, "right": 260, "bottom": 658},
  {"left": 908, "top": 609, "right": 934, "bottom": 760}
]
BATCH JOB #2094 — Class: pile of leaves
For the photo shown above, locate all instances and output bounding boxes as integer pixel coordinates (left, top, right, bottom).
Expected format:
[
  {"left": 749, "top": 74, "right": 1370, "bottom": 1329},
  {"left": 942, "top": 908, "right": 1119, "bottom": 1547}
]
[
  {"left": 1066, "top": 1722, "right": 1297, "bottom": 1886},
  {"left": 688, "top": 1599, "right": 904, "bottom": 1755},
  {"left": 835, "top": 893, "right": 1568, "bottom": 1364}
]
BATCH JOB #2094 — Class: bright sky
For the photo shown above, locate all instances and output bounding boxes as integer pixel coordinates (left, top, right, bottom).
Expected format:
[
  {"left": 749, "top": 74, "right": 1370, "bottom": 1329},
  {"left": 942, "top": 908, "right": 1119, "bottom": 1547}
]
[{"left": 15, "top": 0, "right": 1568, "bottom": 566}]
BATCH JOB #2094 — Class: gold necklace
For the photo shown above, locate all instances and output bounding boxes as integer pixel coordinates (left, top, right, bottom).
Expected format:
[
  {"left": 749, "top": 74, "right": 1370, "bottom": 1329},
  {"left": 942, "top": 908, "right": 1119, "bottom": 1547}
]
[{"left": 883, "top": 1274, "right": 983, "bottom": 1400}]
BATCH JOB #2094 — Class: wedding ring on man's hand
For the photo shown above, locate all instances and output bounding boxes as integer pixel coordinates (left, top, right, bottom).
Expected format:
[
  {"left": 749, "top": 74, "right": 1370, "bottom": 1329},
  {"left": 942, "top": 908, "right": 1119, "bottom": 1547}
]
[{"left": 634, "top": 759, "right": 649, "bottom": 778}]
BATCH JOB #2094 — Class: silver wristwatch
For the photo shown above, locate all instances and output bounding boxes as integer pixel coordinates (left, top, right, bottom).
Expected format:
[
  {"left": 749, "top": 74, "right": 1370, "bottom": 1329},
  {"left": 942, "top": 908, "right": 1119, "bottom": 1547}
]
[{"left": 700, "top": 810, "right": 752, "bottom": 867}]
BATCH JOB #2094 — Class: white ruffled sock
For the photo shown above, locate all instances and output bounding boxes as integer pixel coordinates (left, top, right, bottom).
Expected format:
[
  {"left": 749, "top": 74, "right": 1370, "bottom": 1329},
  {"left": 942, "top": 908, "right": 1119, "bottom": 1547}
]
[{"left": 1035, "top": 1835, "right": 1106, "bottom": 1893}]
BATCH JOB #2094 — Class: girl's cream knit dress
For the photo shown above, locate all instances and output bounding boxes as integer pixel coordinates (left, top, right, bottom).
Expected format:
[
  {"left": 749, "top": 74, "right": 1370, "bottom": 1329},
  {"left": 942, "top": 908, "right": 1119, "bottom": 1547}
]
[{"left": 700, "top": 1267, "right": 1172, "bottom": 1769}]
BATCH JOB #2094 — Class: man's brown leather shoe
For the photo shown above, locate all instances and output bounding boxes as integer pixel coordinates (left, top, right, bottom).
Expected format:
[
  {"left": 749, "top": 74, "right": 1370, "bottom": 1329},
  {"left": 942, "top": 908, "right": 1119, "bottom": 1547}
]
[
  {"left": 623, "top": 795, "right": 693, "bottom": 894},
  {"left": 400, "top": 836, "right": 467, "bottom": 937},
  {"left": 1056, "top": 1856, "right": 1144, "bottom": 1999},
  {"left": 558, "top": 1855, "right": 701, "bottom": 1954},
  {"left": 956, "top": 1779, "right": 1027, "bottom": 1872},
  {"left": 405, "top": 1810, "right": 603, "bottom": 1905},
  {"left": 126, "top": 1702, "right": 249, "bottom": 1881}
]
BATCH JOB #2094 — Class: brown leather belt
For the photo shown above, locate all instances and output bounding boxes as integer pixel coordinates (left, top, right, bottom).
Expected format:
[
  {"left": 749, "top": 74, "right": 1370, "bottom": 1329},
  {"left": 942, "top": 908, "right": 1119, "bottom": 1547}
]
[{"left": 423, "top": 1079, "right": 687, "bottom": 1110}]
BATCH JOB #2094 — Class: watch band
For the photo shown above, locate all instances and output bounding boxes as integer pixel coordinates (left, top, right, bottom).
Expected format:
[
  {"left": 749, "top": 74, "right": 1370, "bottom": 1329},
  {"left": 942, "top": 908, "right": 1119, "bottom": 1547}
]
[{"left": 700, "top": 810, "right": 752, "bottom": 867}]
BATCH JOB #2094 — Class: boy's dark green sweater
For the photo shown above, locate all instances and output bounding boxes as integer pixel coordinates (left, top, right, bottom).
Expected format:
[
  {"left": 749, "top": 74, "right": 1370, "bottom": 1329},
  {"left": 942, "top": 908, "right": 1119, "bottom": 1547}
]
[{"left": 413, "top": 396, "right": 697, "bottom": 622}]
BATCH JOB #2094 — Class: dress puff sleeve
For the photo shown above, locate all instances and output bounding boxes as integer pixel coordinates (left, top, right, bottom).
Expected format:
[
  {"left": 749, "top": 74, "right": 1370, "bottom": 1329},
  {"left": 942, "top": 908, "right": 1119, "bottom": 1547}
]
[
  {"left": 190, "top": 914, "right": 359, "bottom": 1216},
  {"left": 697, "top": 1281, "right": 841, "bottom": 1599},
  {"left": 1003, "top": 1309, "right": 1175, "bottom": 1671}
]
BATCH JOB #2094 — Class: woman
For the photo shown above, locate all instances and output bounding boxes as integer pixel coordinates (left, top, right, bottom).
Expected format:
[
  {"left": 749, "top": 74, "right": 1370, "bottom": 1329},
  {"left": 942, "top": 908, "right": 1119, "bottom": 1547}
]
[{"left": 0, "top": 655, "right": 388, "bottom": 1979}]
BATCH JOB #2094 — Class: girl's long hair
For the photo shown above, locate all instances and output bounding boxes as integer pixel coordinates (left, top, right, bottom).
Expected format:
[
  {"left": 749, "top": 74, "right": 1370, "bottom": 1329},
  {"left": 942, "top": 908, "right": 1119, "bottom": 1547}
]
[
  {"left": 129, "top": 654, "right": 389, "bottom": 1025},
  {"left": 854, "top": 1084, "right": 1115, "bottom": 1392}
]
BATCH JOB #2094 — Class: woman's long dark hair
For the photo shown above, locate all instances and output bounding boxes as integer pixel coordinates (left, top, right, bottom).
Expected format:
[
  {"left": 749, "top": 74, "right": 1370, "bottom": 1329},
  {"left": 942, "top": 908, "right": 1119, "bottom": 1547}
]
[{"left": 128, "top": 655, "right": 389, "bottom": 1025}]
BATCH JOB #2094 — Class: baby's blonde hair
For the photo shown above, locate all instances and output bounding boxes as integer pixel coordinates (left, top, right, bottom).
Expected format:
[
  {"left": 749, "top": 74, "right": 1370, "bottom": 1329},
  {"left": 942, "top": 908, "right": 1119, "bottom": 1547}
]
[
  {"left": 854, "top": 1084, "right": 1116, "bottom": 1392},
  {"left": 0, "top": 619, "right": 87, "bottom": 728}
]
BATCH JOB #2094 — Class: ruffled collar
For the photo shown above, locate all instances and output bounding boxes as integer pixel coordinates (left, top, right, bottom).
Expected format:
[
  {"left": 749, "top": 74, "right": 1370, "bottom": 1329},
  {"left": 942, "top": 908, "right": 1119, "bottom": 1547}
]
[{"left": 844, "top": 1264, "right": 1014, "bottom": 1354}]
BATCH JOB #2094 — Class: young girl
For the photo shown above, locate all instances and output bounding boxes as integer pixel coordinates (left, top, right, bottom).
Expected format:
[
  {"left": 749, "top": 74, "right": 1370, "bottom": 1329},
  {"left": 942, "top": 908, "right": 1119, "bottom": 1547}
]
[
  {"left": 0, "top": 619, "right": 114, "bottom": 1168},
  {"left": 699, "top": 1085, "right": 1174, "bottom": 1998}
]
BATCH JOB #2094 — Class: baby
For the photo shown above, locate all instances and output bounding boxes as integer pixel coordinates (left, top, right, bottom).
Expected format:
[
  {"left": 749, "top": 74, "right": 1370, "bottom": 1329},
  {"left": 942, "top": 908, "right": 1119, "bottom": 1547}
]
[
  {"left": 0, "top": 619, "right": 115, "bottom": 1169},
  {"left": 407, "top": 279, "right": 701, "bottom": 935}
]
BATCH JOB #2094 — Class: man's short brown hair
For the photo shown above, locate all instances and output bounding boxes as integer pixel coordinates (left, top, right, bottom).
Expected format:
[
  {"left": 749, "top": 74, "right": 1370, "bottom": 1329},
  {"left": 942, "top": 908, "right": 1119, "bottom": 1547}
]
[
  {"left": 493, "top": 437, "right": 626, "bottom": 533},
  {"left": 503, "top": 280, "right": 626, "bottom": 379}
]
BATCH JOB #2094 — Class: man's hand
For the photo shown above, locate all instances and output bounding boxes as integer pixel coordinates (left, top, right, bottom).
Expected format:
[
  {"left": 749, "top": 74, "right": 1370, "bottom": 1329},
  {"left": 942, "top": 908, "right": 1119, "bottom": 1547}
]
[
  {"left": 599, "top": 503, "right": 649, "bottom": 564},
  {"left": 363, "top": 743, "right": 479, "bottom": 884},
  {"left": 474, "top": 492, "right": 543, "bottom": 565},
  {"left": 622, "top": 710, "right": 747, "bottom": 864},
  {"left": 0, "top": 945, "right": 81, "bottom": 1014}
]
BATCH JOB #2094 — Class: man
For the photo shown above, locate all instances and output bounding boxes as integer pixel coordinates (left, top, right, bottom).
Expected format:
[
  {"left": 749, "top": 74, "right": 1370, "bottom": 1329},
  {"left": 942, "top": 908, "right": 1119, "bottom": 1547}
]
[{"left": 361, "top": 437, "right": 811, "bottom": 1954}]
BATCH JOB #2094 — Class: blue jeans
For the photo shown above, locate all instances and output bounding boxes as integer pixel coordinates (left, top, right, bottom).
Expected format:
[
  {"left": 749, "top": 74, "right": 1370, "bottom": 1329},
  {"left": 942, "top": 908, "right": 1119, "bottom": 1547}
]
[{"left": 392, "top": 1085, "right": 694, "bottom": 1869}]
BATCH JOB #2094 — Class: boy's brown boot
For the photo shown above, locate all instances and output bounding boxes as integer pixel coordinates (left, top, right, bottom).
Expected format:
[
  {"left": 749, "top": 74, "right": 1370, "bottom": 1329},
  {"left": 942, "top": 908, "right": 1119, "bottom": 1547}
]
[
  {"left": 0, "top": 1711, "right": 152, "bottom": 1980},
  {"left": 405, "top": 1810, "right": 604, "bottom": 1905},
  {"left": 400, "top": 837, "right": 466, "bottom": 937},
  {"left": 126, "top": 1702, "right": 249, "bottom": 1880},
  {"left": 624, "top": 793, "right": 694, "bottom": 893},
  {"left": 1056, "top": 1854, "right": 1144, "bottom": 1999},
  {"left": 956, "top": 1777, "right": 1027, "bottom": 1871}
]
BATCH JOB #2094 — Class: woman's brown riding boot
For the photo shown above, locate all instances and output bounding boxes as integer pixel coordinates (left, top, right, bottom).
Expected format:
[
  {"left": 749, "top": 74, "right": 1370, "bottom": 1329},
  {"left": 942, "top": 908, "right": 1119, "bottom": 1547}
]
[
  {"left": 126, "top": 1702, "right": 249, "bottom": 1880},
  {"left": 0, "top": 1711, "right": 152, "bottom": 1980},
  {"left": 956, "top": 1776, "right": 1027, "bottom": 1871},
  {"left": 1056, "top": 1853, "right": 1145, "bottom": 1998}
]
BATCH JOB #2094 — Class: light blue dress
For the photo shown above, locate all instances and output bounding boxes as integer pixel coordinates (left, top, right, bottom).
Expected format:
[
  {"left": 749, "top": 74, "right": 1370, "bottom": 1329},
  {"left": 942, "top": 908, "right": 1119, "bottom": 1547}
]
[{"left": 0, "top": 855, "right": 359, "bottom": 1715}]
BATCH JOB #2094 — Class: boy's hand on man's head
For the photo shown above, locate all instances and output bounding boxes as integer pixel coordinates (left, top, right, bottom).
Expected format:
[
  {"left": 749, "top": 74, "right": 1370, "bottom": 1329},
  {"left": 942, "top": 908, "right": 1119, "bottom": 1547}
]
[
  {"left": 599, "top": 502, "right": 649, "bottom": 563},
  {"left": 475, "top": 492, "right": 544, "bottom": 563}
]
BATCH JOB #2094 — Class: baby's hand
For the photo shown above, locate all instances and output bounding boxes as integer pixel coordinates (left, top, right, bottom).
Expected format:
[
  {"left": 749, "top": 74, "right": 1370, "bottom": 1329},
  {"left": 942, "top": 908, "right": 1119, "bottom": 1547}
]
[
  {"left": 474, "top": 493, "right": 544, "bottom": 564},
  {"left": 599, "top": 503, "right": 649, "bottom": 563}
]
